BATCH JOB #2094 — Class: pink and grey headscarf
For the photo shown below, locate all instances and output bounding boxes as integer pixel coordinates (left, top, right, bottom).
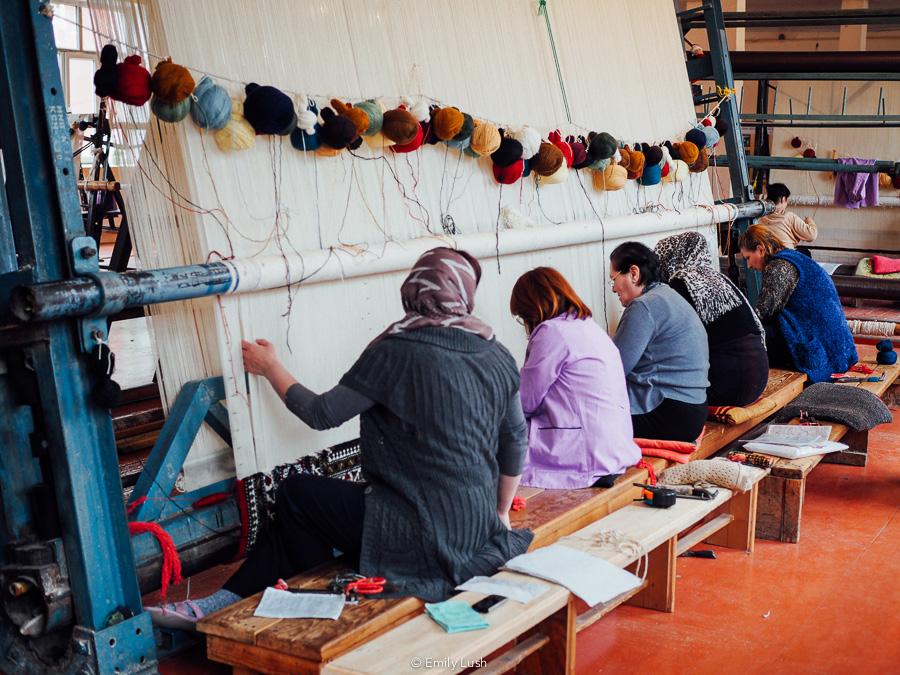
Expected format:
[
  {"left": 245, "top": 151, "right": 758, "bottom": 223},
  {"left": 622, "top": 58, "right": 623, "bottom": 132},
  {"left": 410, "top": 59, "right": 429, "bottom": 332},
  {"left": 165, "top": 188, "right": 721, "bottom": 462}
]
[{"left": 372, "top": 247, "right": 494, "bottom": 345}]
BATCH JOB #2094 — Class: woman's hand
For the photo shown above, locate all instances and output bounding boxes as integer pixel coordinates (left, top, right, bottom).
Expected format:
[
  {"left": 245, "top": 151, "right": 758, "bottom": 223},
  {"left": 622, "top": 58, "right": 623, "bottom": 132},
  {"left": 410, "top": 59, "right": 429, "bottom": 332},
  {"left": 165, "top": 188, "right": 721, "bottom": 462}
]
[
  {"left": 242, "top": 339, "right": 279, "bottom": 377},
  {"left": 498, "top": 510, "right": 511, "bottom": 530}
]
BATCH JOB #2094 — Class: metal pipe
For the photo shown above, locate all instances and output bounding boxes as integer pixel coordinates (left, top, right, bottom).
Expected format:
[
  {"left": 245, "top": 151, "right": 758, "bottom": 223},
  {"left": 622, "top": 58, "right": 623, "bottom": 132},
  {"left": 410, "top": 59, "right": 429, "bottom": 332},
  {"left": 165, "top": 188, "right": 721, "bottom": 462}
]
[
  {"left": 713, "top": 155, "right": 899, "bottom": 173},
  {"left": 738, "top": 114, "right": 900, "bottom": 122},
  {"left": 682, "top": 9, "right": 900, "bottom": 28},
  {"left": 12, "top": 201, "right": 770, "bottom": 322},
  {"left": 76, "top": 180, "right": 120, "bottom": 192},
  {"left": 740, "top": 121, "right": 900, "bottom": 129},
  {"left": 691, "top": 51, "right": 900, "bottom": 81},
  {"left": 789, "top": 195, "right": 900, "bottom": 208}
]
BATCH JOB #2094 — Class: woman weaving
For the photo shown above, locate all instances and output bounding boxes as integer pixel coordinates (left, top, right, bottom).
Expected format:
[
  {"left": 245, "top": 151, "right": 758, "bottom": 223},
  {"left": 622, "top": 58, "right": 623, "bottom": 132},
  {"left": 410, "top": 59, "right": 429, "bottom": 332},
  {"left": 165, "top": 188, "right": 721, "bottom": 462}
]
[{"left": 147, "top": 247, "right": 532, "bottom": 628}]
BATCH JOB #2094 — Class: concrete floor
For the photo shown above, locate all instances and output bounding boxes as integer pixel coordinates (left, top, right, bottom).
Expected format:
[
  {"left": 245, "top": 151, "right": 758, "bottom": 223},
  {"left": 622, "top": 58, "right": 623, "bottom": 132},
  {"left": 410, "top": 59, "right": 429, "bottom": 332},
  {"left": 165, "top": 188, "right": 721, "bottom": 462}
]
[{"left": 156, "top": 409, "right": 899, "bottom": 674}]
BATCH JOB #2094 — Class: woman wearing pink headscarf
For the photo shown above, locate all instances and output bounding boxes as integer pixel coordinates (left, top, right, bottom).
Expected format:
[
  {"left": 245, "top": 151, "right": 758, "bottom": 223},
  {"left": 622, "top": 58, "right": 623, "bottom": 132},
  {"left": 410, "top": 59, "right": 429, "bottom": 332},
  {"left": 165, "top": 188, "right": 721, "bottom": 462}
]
[{"left": 146, "top": 247, "right": 531, "bottom": 629}]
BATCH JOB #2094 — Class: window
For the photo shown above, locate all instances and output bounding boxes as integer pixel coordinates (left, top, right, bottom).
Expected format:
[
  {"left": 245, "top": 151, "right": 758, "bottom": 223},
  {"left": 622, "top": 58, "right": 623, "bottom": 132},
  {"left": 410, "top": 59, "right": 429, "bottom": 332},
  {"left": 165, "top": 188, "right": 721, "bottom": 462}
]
[{"left": 53, "top": 3, "right": 98, "bottom": 116}]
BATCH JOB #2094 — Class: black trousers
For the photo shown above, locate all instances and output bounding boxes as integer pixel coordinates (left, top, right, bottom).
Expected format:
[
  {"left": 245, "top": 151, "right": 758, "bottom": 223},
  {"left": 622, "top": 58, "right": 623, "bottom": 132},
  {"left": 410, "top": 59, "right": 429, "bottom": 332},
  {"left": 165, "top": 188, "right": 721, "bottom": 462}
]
[
  {"left": 224, "top": 474, "right": 366, "bottom": 598},
  {"left": 763, "top": 318, "right": 795, "bottom": 371},
  {"left": 632, "top": 397, "right": 708, "bottom": 442},
  {"left": 707, "top": 335, "right": 770, "bottom": 407}
]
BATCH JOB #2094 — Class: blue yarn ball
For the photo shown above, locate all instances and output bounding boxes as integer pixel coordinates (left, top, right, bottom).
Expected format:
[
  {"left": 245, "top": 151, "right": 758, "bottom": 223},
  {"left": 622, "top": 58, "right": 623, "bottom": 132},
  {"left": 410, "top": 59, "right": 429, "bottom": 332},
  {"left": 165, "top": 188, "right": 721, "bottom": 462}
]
[
  {"left": 290, "top": 124, "right": 321, "bottom": 151},
  {"left": 446, "top": 136, "right": 471, "bottom": 151},
  {"left": 355, "top": 100, "right": 383, "bottom": 136},
  {"left": 151, "top": 94, "right": 190, "bottom": 123},
  {"left": 463, "top": 144, "right": 480, "bottom": 158},
  {"left": 876, "top": 338, "right": 893, "bottom": 352},
  {"left": 639, "top": 162, "right": 663, "bottom": 186},
  {"left": 587, "top": 157, "right": 611, "bottom": 171},
  {"left": 190, "top": 76, "right": 232, "bottom": 130},
  {"left": 702, "top": 125, "right": 720, "bottom": 148},
  {"left": 243, "top": 83, "right": 297, "bottom": 136},
  {"left": 877, "top": 349, "right": 897, "bottom": 365},
  {"left": 685, "top": 126, "right": 707, "bottom": 149}
]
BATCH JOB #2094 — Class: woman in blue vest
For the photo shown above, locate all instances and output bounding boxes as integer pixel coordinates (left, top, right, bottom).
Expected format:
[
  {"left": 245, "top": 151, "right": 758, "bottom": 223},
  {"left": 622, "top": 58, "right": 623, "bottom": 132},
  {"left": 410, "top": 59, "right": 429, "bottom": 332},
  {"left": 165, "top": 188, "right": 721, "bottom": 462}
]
[{"left": 739, "top": 224, "right": 857, "bottom": 382}]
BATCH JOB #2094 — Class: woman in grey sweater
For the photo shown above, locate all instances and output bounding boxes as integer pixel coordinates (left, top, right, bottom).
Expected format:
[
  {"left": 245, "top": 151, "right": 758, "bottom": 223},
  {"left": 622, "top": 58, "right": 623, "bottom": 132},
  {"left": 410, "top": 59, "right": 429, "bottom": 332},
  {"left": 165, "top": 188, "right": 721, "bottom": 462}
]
[
  {"left": 609, "top": 242, "right": 710, "bottom": 442},
  {"left": 147, "top": 247, "right": 532, "bottom": 629}
]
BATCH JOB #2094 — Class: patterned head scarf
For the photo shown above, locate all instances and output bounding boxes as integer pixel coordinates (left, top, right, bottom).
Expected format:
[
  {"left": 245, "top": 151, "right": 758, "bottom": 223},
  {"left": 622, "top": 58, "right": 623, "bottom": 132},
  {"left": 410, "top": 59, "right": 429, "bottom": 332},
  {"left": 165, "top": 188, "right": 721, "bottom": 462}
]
[
  {"left": 654, "top": 232, "right": 756, "bottom": 328},
  {"left": 371, "top": 247, "right": 494, "bottom": 345}
]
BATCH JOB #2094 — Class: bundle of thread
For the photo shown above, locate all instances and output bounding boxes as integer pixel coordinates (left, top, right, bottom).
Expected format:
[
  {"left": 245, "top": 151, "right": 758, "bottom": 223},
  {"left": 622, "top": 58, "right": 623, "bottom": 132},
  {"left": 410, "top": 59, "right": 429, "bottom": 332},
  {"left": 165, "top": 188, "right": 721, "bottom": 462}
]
[
  {"left": 243, "top": 83, "right": 297, "bottom": 135},
  {"left": 149, "top": 58, "right": 195, "bottom": 121},
  {"left": 685, "top": 126, "right": 707, "bottom": 150},
  {"left": 587, "top": 132, "right": 617, "bottom": 169},
  {"left": 623, "top": 146, "right": 645, "bottom": 180},
  {"left": 592, "top": 162, "right": 627, "bottom": 191},
  {"left": 290, "top": 99, "right": 321, "bottom": 151},
  {"left": 112, "top": 55, "right": 152, "bottom": 106},
  {"left": 332, "top": 98, "right": 369, "bottom": 137},
  {"left": 690, "top": 146, "right": 709, "bottom": 172},
  {"left": 94, "top": 44, "right": 119, "bottom": 97},
  {"left": 215, "top": 99, "right": 256, "bottom": 151},
  {"left": 190, "top": 76, "right": 232, "bottom": 130},
  {"left": 469, "top": 120, "right": 501, "bottom": 157},
  {"left": 510, "top": 126, "right": 542, "bottom": 161},
  {"left": 491, "top": 130, "right": 524, "bottom": 184},
  {"left": 639, "top": 145, "right": 664, "bottom": 186},
  {"left": 355, "top": 100, "right": 383, "bottom": 137},
  {"left": 876, "top": 339, "right": 897, "bottom": 365},
  {"left": 446, "top": 113, "right": 474, "bottom": 150},
  {"left": 381, "top": 107, "right": 420, "bottom": 145},
  {"left": 391, "top": 117, "right": 425, "bottom": 153},
  {"left": 568, "top": 135, "right": 590, "bottom": 170},
  {"left": 151, "top": 94, "right": 191, "bottom": 123},
  {"left": 319, "top": 106, "right": 360, "bottom": 151},
  {"left": 548, "top": 131, "right": 574, "bottom": 167},
  {"left": 531, "top": 142, "right": 564, "bottom": 177},
  {"left": 432, "top": 107, "right": 465, "bottom": 141}
]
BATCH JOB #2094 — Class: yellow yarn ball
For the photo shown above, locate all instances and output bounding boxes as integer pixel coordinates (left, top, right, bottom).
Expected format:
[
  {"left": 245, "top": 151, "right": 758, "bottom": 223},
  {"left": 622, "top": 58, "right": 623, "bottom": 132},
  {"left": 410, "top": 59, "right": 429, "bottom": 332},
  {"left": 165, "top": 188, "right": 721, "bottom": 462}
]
[
  {"left": 593, "top": 163, "right": 627, "bottom": 191},
  {"left": 363, "top": 132, "right": 395, "bottom": 149},
  {"left": 536, "top": 164, "right": 569, "bottom": 185},
  {"left": 214, "top": 99, "right": 256, "bottom": 151},
  {"left": 316, "top": 145, "right": 343, "bottom": 158}
]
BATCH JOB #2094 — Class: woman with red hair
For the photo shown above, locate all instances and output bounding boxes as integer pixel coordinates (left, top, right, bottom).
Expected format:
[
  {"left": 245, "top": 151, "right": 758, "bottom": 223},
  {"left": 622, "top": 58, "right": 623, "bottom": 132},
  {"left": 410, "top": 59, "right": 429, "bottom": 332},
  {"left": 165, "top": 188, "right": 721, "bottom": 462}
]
[{"left": 510, "top": 267, "right": 640, "bottom": 489}]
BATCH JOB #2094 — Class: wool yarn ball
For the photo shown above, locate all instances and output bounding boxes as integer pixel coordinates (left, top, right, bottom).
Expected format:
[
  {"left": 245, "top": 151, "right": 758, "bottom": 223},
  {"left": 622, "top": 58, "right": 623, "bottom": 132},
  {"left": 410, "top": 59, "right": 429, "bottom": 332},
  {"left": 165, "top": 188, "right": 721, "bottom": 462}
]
[
  {"left": 451, "top": 113, "right": 475, "bottom": 143},
  {"left": 331, "top": 98, "right": 369, "bottom": 137},
  {"left": 676, "top": 141, "right": 700, "bottom": 166},
  {"left": 876, "top": 339, "right": 894, "bottom": 352},
  {"left": 491, "top": 134, "right": 524, "bottom": 167},
  {"left": 94, "top": 44, "right": 119, "bottom": 98},
  {"left": 410, "top": 99, "right": 430, "bottom": 122},
  {"left": 510, "top": 126, "right": 542, "bottom": 160},
  {"left": 522, "top": 158, "right": 533, "bottom": 178},
  {"left": 243, "top": 83, "right": 296, "bottom": 135},
  {"left": 381, "top": 108, "right": 420, "bottom": 145},
  {"left": 701, "top": 118, "right": 713, "bottom": 127},
  {"left": 151, "top": 58, "right": 194, "bottom": 104},
  {"left": 665, "top": 140, "right": 679, "bottom": 161},
  {"left": 803, "top": 148, "right": 817, "bottom": 158},
  {"left": 588, "top": 132, "right": 618, "bottom": 162},
  {"left": 470, "top": 121, "right": 501, "bottom": 156},
  {"left": 618, "top": 146, "right": 631, "bottom": 168},
  {"left": 316, "top": 145, "right": 343, "bottom": 158},
  {"left": 627, "top": 149, "right": 645, "bottom": 180},
  {"left": 531, "top": 142, "right": 565, "bottom": 177},
  {"left": 702, "top": 126, "right": 720, "bottom": 148},
  {"left": 537, "top": 163, "right": 568, "bottom": 185},
  {"left": 355, "top": 100, "right": 383, "bottom": 136},
  {"left": 685, "top": 126, "right": 707, "bottom": 149},
  {"left": 644, "top": 145, "right": 664, "bottom": 167},
  {"left": 190, "top": 76, "right": 232, "bottom": 130},
  {"left": 291, "top": 100, "right": 321, "bottom": 150},
  {"left": 492, "top": 158, "right": 524, "bottom": 185},
  {"left": 391, "top": 122, "right": 425, "bottom": 153},
  {"left": 593, "top": 163, "right": 627, "bottom": 191},
  {"left": 113, "top": 55, "right": 151, "bottom": 106},
  {"left": 432, "top": 107, "right": 465, "bottom": 141},
  {"left": 714, "top": 115, "right": 729, "bottom": 137},
  {"left": 463, "top": 145, "right": 481, "bottom": 158},
  {"left": 791, "top": 136, "right": 803, "bottom": 148},
  {"left": 690, "top": 146, "right": 710, "bottom": 172},
  {"left": 877, "top": 350, "right": 897, "bottom": 365},
  {"left": 894, "top": 174, "right": 900, "bottom": 190},
  {"left": 548, "top": 131, "right": 574, "bottom": 167},
  {"left": 150, "top": 94, "right": 191, "bottom": 123},
  {"left": 639, "top": 162, "right": 662, "bottom": 186},
  {"left": 568, "top": 136, "right": 590, "bottom": 169},
  {"left": 672, "top": 159, "right": 690, "bottom": 182},
  {"left": 215, "top": 99, "right": 256, "bottom": 151},
  {"left": 319, "top": 106, "right": 358, "bottom": 149}
]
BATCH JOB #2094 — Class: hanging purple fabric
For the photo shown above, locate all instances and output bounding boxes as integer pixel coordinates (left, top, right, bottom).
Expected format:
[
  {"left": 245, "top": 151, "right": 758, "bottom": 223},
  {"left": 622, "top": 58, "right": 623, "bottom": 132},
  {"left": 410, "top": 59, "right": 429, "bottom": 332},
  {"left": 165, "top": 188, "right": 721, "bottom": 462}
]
[{"left": 834, "top": 157, "right": 879, "bottom": 209}]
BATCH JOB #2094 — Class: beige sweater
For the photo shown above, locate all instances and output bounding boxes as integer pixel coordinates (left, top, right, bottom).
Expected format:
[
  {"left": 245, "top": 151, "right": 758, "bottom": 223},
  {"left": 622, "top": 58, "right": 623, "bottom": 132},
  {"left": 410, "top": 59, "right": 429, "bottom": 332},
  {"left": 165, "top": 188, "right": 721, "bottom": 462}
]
[{"left": 757, "top": 211, "right": 817, "bottom": 249}]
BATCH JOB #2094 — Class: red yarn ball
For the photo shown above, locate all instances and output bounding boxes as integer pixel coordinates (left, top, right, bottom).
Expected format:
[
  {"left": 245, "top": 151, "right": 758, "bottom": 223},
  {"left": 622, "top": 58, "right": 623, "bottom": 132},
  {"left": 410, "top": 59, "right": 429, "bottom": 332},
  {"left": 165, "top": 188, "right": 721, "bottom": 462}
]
[
  {"left": 790, "top": 137, "right": 803, "bottom": 148},
  {"left": 114, "top": 55, "right": 151, "bottom": 106},
  {"left": 702, "top": 118, "right": 713, "bottom": 127},
  {"left": 803, "top": 148, "right": 816, "bottom": 158}
]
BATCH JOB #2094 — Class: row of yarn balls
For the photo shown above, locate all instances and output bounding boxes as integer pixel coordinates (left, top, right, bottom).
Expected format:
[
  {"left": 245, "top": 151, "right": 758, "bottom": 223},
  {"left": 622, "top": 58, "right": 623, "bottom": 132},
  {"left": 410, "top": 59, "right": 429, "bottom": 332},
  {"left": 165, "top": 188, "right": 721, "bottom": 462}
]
[{"left": 94, "top": 46, "right": 727, "bottom": 188}]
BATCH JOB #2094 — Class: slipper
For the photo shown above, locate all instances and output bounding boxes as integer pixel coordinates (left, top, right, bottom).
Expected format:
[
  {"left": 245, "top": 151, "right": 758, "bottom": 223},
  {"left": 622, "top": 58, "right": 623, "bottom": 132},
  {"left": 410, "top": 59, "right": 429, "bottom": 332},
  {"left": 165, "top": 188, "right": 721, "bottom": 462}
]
[{"left": 145, "top": 600, "right": 204, "bottom": 631}]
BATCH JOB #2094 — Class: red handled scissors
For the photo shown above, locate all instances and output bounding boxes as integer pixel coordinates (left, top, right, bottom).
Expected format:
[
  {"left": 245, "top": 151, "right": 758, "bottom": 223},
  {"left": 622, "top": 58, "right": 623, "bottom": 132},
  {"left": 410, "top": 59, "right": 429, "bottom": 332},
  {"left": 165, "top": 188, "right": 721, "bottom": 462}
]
[{"left": 343, "top": 576, "right": 386, "bottom": 596}]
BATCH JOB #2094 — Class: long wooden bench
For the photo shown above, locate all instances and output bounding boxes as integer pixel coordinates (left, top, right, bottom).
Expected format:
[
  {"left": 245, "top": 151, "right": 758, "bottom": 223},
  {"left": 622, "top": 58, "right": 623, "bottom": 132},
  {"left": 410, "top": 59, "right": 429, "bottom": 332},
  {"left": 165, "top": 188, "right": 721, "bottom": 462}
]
[
  {"left": 197, "top": 368, "right": 805, "bottom": 673},
  {"left": 322, "top": 475, "right": 766, "bottom": 674},
  {"left": 756, "top": 346, "right": 900, "bottom": 543}
]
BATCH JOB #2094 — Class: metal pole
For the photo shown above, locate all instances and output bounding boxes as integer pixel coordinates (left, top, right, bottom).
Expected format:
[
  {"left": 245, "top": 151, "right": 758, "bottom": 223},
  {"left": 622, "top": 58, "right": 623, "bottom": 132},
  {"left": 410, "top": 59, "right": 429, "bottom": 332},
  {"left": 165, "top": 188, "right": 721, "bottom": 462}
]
[
  {"left": 12, "top": 201, "right": 771, "bottom": 323},
  {"left": 713, "top": 155, "right": 899, "bottom": 172}
]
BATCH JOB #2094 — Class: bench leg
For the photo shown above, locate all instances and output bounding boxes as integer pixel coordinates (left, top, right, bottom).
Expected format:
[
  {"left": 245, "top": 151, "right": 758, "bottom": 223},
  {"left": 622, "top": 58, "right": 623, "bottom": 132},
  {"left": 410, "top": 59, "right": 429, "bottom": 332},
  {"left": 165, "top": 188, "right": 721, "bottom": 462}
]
[
  {"left": 625, "top": 536, "right": 675, "bottom": 613},
  {"left": 516, "top": 596, "right": 576, "bottom": 675},
  {"left": 756, "top": 474, "right": 805, "bottom": 543},
  {"left": 705, "top": 484, "right": 759, "bottom": 553},
  {"left": 821, "top": 429, "right": 868, "bottom": 467}
]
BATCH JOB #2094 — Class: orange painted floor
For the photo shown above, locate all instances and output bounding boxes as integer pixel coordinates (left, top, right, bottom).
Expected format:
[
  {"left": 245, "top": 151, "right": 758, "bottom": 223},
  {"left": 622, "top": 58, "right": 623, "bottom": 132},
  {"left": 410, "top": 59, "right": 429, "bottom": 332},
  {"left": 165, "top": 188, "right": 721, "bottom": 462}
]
[{"left": 159, "top": 409, "right": 900, "bottom": 674}]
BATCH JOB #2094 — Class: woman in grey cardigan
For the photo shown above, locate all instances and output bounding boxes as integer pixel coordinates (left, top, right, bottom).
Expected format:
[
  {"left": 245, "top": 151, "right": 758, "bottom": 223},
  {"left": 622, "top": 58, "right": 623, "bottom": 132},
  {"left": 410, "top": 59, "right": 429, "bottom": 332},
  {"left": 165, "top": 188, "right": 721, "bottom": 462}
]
[
  {"left": 147, "top": 247, "right": 532, "bottom": 629},
  {"left": 609, "top": 242, "right": 710, "bottom": 442}
]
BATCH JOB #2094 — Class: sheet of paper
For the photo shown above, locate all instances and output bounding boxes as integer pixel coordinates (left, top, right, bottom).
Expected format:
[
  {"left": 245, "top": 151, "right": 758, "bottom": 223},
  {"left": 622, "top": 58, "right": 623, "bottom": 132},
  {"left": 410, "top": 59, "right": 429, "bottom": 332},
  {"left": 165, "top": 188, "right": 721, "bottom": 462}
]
[
  {"left": 253, "top": 587, "right": 345, "bottom": 620},
  {"left": 502, "top": 544, "right": 642, "bottom": 607},
  {"left": 817, "top": 262, "right": 841, "bottom": 276},
  {"left": 743, "top": 440, "right": 847, "bottom": 460},
  {"left": 746, "top": 424, "right": 833, "bottom": 448},
  {"left": 455, "top": 576, "right": 549, "bottom": 604}
]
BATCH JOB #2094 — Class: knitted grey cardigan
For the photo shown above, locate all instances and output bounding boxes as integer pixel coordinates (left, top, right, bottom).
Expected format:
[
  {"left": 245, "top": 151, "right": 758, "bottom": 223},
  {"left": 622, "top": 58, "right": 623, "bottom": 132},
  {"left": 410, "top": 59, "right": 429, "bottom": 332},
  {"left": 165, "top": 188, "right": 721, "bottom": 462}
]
[{"left": 340, "top": 327, "right": 533, "bottom": 601}]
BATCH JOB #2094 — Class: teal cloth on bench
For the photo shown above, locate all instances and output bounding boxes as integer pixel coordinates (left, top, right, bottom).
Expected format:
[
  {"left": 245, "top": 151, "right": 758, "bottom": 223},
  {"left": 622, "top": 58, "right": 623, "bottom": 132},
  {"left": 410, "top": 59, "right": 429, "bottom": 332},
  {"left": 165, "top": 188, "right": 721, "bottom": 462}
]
[{"left": 425, "top": 601, "right": 490, "bottom": 633}]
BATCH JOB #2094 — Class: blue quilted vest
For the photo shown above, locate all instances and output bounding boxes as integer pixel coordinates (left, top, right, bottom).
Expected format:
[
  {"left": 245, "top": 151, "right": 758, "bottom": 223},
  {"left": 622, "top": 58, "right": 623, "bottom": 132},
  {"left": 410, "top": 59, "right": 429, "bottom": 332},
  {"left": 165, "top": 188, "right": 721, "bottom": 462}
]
[{"left": 775, "top": 249, "right": 857, "bottom": 383}]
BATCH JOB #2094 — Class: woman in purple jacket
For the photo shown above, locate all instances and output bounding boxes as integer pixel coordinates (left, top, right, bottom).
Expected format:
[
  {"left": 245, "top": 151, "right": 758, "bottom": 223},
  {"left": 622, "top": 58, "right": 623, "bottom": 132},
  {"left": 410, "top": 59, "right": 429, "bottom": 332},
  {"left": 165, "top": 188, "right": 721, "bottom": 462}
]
[{"left": 510, "top": 267, "right": 641, "bottom": 489}]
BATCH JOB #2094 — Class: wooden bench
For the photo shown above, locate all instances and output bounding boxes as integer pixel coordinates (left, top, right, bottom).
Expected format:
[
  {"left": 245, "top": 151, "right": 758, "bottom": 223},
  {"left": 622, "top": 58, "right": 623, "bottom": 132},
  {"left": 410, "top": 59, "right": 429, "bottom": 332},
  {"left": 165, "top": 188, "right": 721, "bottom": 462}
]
[
  {"left": 323, "top": 476, "right": 766, "bottom": 674},
  {"left": 197, "top": 368, "right": 805, "bottom": 673},
  {"left": 756, "top": 346, "right": 900, "bottom": 543}
]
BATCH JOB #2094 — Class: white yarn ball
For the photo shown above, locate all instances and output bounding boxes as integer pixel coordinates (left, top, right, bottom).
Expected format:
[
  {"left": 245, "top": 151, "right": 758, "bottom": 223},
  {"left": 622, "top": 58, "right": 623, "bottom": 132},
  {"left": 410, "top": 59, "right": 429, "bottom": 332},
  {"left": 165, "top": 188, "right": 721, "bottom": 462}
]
[
  {"left": 411, "top": 99, "right": 430, "bottom": 122},
  {"left": 297, "top": 107, "right": 318, "bottom": 132},
  {"left": 510, "top": 125, "right": 542, "bottom": 159}
]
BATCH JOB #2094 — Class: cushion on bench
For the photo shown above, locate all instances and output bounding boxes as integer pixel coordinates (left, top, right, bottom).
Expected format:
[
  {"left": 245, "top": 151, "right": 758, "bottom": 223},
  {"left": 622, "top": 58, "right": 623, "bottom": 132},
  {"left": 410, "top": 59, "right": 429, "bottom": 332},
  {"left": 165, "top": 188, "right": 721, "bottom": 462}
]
[
  {"left": 659, "top": 459, "right": 767, "bottom": 492},
  {"left": 636, "top": 437, "right": 698, "bottom": 464},
  {"left": 855, "top": 257, "right": 900, "bottom": 279},
  {"left": 774, "top": 382, "right": 892, "bottom": 431},
  {"left": 708, "top": 397, "right": 777, "bottom": 426}
]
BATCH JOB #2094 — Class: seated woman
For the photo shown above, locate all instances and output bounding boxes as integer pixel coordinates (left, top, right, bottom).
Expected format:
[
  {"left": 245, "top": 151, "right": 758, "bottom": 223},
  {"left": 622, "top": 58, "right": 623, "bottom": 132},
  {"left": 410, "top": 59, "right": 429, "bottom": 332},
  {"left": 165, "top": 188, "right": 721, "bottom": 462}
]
[
  {"left": 739, "top": 225, "right": 857, "bottom": 382},
  {"left": 509, "top": 267, "right": 640, "bottom": 489},
  {"left": 654, "top": 231, "right": 768, "bottom": 407},
  {"left": 147, "top": 247, "right": 532, "bottom": 628},
  {"left": 609, "top": 242, "right": 709, "bottom": 442}
]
